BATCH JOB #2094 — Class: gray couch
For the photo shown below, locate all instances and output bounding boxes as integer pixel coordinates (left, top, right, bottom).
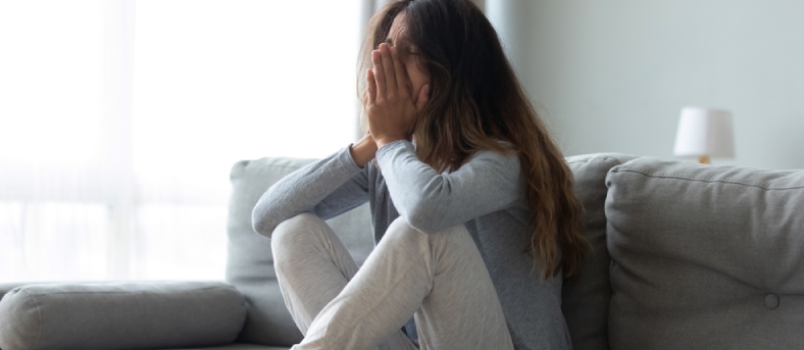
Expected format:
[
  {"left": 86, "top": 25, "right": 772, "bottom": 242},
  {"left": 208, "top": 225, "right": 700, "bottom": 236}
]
[{"left": 1, "top": 153, "right": 802, "bottom": 350}]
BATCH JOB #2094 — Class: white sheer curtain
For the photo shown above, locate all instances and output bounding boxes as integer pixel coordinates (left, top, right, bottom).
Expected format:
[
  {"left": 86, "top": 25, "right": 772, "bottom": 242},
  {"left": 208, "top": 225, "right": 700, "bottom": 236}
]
[
  {"left": 0, "top": 0, "right": 361, "bottom": 282},
  {"left": 0, "top": 1, "right": 110, "bottom": 282}
]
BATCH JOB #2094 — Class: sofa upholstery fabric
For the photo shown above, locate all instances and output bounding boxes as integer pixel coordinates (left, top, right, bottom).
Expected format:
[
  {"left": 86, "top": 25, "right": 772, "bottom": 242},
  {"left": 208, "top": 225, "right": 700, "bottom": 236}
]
[
  {"left": 605, "top": 157, "right": 804, "bottom": 350},
  {"left": 226, "top": 157, "right": 374, "bottom": 346},
  {"left": 0, "top": 283, "right": 28, "bottom": 300},
  {"left": 561, "top": 153, "right": 636, "bottom": 350},
  {"left": 0, "top": 282, "right": 246, "bottom": 350},
  {"left": 162, "top": 344, "right": 290, "bottom": 350}
]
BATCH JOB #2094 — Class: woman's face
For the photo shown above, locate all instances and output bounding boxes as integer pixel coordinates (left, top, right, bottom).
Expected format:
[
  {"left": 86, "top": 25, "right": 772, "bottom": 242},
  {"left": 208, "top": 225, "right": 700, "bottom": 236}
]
[{"left": 385, "top": 12, "right": 431, "bottom": 106}]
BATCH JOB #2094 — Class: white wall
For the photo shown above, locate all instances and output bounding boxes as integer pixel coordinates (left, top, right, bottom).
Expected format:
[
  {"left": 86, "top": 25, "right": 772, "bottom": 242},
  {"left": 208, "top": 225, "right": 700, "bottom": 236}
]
[{"left": 489, "top": 0, "right": 804, "bottom": 169}]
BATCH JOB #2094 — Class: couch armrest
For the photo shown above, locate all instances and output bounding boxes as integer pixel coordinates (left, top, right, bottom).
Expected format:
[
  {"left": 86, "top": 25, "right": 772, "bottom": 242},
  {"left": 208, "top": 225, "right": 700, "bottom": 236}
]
[
  {"left": 0, "top": 283, "right": 30, "bottom": 299},
  {"left": 0, "top": 281, "right": 246, "bottom": 350}
]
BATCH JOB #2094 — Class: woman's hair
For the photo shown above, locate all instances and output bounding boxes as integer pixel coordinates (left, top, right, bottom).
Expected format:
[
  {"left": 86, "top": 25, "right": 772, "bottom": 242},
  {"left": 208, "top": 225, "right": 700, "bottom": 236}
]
[{"left": 358, "top": 0, "right": 590, "bottom": 279}]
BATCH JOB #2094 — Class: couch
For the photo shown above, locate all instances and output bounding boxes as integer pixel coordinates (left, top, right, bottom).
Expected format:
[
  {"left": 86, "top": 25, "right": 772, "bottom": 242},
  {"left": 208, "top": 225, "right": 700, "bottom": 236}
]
[{"left": 1, "top": 153, "right": 802, "bottom": 350}]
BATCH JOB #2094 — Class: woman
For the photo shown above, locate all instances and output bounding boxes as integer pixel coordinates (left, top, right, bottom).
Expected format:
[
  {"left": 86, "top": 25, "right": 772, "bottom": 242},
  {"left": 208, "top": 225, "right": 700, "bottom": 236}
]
[{"left": 251, "top": 0, "right": 589, "bottom": 349}]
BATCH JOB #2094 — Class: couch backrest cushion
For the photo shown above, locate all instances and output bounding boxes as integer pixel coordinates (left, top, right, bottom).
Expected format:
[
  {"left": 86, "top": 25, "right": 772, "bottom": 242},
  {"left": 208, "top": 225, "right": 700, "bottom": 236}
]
[
  {"left": 605, "top": 158, "right": 804, "bottom": 350},
  {"left": 226, "top": 157, "right": 373, "bottom": 346},
  {"left": 561, "top": 153, "right": 637, "bottom": 350}
]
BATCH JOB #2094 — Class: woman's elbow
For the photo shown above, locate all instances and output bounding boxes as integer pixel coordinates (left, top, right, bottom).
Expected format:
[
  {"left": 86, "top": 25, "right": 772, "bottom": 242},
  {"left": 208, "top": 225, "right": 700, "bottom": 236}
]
[
  {"left": 251, "top": 203, "right": 274, "bottom": 239},
  {"left": 403, "top": 202, "right": 443, "bottom": 234}
]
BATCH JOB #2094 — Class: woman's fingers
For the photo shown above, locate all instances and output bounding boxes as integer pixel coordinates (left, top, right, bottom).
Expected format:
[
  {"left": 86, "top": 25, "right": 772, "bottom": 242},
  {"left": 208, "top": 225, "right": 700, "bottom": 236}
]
[
  {"left": 367, "top": 69, "right": 377, "bottom": 104},
  {"left": 371, "top": 50, "right": 385, "bottom": 98},
  {"left": 371, "top": 43, "right": 415, "bottom": 107},
  {"left": 391, "top": 47, "right": 409, "bottom": 95},
  {"left": 379, "top": 44, "right": 397, "bottom": 98}
]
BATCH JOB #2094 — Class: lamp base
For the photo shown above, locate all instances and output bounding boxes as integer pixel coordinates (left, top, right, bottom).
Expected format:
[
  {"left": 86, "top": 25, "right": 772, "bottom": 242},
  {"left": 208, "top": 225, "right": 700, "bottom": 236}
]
[{"left": 698, "top": 155, "right": 711, "bottom": 164}]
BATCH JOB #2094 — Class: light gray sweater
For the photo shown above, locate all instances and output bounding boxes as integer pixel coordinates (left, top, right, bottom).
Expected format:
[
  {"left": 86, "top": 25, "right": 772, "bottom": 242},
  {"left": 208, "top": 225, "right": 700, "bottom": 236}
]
[{"left": 252, "top": 139, "right": 571, "bottom": 350}]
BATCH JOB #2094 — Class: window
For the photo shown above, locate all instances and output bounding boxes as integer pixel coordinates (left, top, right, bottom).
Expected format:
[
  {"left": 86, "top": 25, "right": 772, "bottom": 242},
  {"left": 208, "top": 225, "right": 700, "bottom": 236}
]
[{"left": 0, "top": 0, "right": 361, "bottom": 282}]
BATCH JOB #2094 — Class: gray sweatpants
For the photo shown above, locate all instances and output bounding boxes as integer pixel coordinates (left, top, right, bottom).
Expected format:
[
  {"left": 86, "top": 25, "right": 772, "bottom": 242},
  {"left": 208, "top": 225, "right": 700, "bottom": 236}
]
[{"left": 271, "top": 213, "right": 514, "bottom": 350}]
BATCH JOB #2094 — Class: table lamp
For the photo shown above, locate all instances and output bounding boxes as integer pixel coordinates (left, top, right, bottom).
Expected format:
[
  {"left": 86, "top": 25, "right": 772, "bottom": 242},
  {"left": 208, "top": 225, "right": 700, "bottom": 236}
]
[{"left": 673, "top": 107, "right": 735, "bottom": 164}]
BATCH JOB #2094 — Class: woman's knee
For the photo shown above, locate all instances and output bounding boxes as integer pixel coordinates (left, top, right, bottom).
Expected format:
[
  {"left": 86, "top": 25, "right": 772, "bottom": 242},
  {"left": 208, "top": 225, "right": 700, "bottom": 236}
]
[
  {"left": 383, "top": 218, "right": 476, "bottom": 274},
  {"left": 384, "top": 217, "right": 469, "bottom": 247},
  {"left": 271, "top": 213, "right": 328, "bottom": 257}
]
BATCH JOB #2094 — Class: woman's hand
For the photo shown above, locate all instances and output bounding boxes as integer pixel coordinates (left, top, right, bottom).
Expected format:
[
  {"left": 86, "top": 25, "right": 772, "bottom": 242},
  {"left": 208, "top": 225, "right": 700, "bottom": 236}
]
[{"left": 365, "top": 43, "right": 430, "bottom": 149}]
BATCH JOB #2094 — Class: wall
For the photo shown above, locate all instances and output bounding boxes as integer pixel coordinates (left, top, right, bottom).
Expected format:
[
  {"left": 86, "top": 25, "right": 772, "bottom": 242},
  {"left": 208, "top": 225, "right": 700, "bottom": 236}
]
[{"left": 488, "top": 0, "right": 804, "bottom": 169}]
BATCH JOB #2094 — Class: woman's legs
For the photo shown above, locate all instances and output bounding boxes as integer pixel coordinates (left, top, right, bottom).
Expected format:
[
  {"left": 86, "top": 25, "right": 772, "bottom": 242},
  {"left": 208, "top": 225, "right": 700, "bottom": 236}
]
[
  {"left": 272, "top": 213, "right": 417, "bottom": 350},
  {"left": 272, "top": 213, "right": 513, "bottom": 350}
]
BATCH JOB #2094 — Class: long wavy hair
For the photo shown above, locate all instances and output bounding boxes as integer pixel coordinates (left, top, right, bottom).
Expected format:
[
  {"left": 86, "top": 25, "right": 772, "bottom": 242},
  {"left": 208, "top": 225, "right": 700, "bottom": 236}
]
[{"left": 358, "top": 0, "right": 590, "bottom": 279}]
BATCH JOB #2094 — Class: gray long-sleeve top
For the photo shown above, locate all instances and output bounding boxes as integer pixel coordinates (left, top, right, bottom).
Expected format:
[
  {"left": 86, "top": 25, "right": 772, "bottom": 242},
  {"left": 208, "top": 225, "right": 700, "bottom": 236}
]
[{"left": 252, "top": 139, "right": 571, "bottom": 350}]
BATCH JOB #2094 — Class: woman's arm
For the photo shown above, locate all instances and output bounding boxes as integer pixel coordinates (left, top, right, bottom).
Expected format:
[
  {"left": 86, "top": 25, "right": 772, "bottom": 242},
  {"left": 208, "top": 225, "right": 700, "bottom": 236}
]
[
  {"left": 251, "top": 136, "right": 377, "bottom": 239},
  {"left": 375, "top": 140, "right": 524, "bottom": 234}
]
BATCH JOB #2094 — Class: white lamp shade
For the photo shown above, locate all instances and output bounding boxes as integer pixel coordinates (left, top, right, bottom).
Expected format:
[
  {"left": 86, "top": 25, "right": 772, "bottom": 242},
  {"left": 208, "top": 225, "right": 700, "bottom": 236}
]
[{"left": 673, "top": 107, "right": 735, "bottom": 158}]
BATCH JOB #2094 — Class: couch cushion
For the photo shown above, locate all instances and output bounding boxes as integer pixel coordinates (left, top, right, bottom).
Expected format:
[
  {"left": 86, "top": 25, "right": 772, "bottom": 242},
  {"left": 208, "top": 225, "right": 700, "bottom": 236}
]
[
  {"left": 226, "top": 157, "right": 373, "bottom": 346},
  {"left": 561, "top": 153, "right": 636, "bottom": 350},
  {"left": 606, "top": 158, "right": 804, "bottom": 350},
  {"left": 0, "top": 281, "right": 245, "bottom": 350}
]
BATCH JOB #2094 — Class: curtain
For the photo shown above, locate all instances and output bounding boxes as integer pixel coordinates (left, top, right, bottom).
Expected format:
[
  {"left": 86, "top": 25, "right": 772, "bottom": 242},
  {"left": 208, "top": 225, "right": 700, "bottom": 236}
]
[
  {"left": 0, "top": 0, "right": 112, "bottom": 282},
  {"left": 0, "top": 0, "right": 362, "bottom": 282}
]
